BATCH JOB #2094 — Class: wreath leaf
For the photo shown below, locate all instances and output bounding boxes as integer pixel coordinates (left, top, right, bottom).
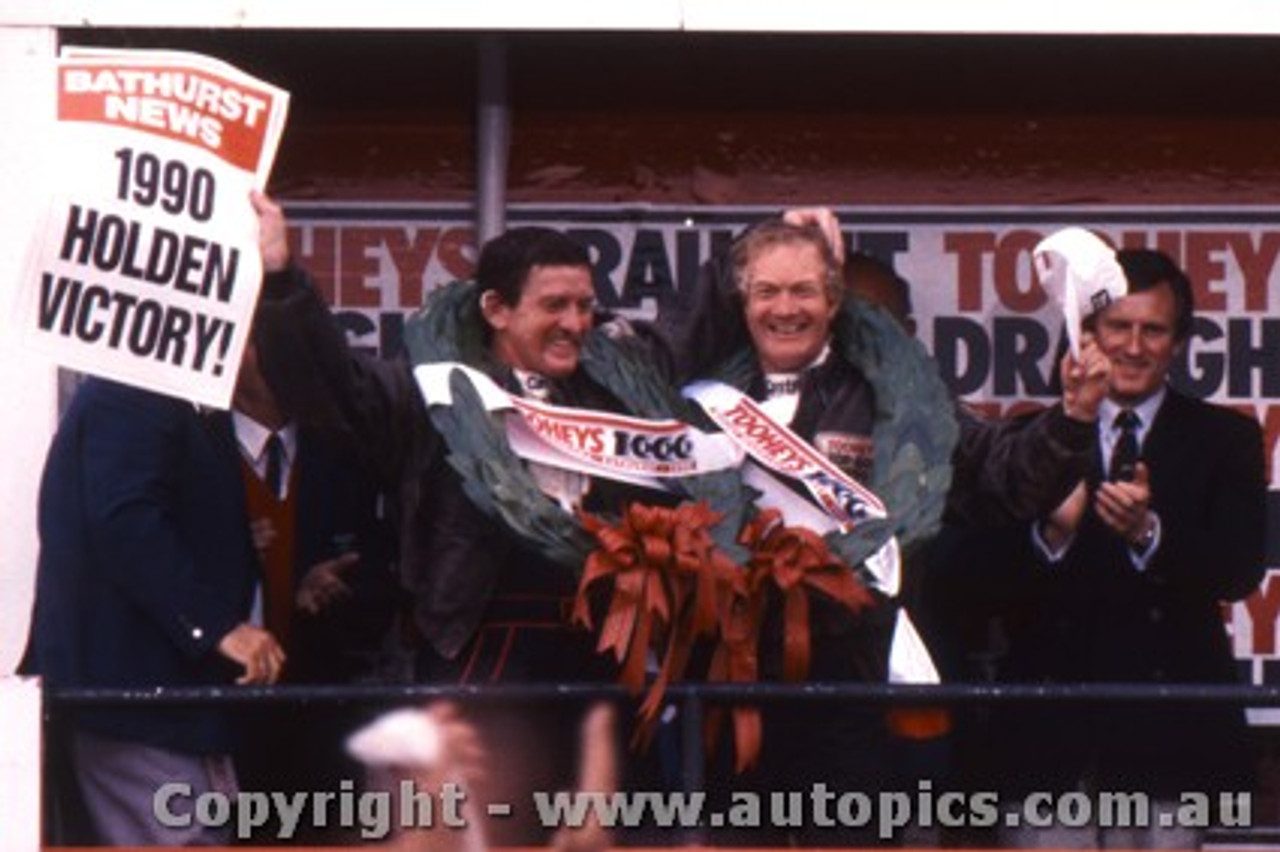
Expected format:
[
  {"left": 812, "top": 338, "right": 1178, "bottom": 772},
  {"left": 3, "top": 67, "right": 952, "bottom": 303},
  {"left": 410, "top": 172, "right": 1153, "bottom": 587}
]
[{"left": 403, "top": 280, "right": 757, "bottom": 569}]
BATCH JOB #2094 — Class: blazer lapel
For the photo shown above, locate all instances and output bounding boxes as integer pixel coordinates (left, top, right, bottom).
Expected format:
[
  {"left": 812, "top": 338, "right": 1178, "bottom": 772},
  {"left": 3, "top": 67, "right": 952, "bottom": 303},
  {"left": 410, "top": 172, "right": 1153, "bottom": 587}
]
[{"left": 1137, "top": 389, "right": 1194, "bottom": 487}]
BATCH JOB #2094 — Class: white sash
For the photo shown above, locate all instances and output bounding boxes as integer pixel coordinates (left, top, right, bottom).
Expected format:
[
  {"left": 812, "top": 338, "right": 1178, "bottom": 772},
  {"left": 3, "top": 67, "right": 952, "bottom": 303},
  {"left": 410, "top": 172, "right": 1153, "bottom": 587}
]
[
  {"left": 685, "top": 380, "right": 937, "bottom": 684},
  {"left": 414, "top": 363, "right": 743, "bottom": 491},
  {"left": 683, "top": 380, "right": 887, "bottom": 532},
  {"left": 416, "top": 364, "right": 937, "bottom": 683}
]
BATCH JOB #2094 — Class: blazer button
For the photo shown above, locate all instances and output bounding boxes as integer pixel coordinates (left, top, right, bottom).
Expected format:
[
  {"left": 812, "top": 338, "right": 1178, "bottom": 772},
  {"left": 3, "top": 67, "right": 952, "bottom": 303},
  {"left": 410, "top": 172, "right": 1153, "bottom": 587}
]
[{"left": 191, "top": 627, "right": 204, "bottom": 640}]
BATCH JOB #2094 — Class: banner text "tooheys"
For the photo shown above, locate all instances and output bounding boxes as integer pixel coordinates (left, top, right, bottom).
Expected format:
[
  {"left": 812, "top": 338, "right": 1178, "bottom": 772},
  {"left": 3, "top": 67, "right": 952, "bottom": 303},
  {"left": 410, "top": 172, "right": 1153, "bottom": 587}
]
[
  {"left": 522, "top": 410, "right": 607, "bottom": 455},
  {"left": 720, "top": 400, "right": 809, "bottom": 473}
]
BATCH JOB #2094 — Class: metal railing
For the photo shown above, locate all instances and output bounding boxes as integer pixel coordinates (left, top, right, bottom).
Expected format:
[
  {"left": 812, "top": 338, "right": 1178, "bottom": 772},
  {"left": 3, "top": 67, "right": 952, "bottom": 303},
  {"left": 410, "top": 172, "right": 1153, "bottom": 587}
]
[{"left": 42, "top": 681, "right": 1280, "bottom": 847}]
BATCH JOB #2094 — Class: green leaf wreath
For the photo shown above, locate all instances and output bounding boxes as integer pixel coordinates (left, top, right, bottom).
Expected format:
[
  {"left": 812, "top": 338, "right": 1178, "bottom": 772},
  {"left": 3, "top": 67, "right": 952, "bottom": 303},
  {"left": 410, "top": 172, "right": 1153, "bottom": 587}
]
[
  {"left": 402, "top": 278, "right": 958, "bottom": 769},
  {"left": 711, "top": 292, "right": 959, "bottom": 571},
  {"left": 401, "top": 280, "right": 756, "bottom": 566}
]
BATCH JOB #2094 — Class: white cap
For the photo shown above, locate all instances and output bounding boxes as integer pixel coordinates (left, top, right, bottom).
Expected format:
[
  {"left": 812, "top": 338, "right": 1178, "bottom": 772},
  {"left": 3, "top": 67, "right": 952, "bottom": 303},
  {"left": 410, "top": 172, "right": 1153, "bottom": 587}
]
[{"left": 1033, "top": 227, "right": 1128, "bottom": 357}]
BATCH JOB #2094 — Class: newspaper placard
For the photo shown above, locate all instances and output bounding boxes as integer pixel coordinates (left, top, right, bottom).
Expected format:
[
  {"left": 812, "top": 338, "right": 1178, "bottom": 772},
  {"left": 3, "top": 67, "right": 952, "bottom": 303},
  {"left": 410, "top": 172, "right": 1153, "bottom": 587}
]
[{"left": 15, "top": 48, "right": 289, "bottom": 408}]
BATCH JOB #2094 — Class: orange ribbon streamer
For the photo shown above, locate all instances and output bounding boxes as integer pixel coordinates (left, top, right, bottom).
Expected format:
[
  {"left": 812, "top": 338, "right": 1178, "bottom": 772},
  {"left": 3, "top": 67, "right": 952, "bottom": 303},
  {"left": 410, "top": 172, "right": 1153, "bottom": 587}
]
[
  {"left": 574, "top": 502, "right": 741, "bottom": 748},
  {"left": 575, "top": 504, "right": 876, "bottom": 773}
]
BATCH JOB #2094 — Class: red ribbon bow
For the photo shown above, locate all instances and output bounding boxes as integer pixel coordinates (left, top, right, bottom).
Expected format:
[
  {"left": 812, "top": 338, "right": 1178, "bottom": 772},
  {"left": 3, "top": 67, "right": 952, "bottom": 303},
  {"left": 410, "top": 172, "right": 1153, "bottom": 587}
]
[{"left": 574, "top": 502, "right": 742, "bottom": 747}]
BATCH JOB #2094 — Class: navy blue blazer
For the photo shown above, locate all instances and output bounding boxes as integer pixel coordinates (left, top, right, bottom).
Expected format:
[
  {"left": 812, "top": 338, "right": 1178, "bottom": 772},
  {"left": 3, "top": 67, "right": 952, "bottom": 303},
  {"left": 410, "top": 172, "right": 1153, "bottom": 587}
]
[
  {"left": 1001, "top": 388, "right": 1267, "bottom": 795},
  {"left": 25, "top": 378, "right": 258, "bottom": 755}
]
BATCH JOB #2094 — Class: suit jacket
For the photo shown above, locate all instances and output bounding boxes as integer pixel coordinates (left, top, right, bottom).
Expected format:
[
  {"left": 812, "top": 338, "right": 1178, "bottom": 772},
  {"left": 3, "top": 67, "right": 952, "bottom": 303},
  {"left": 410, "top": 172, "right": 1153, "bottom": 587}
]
[
  {"left": 1002, "top": 387, "right": 1267, "bottom": 795},
  {"left": 25, "top": 379, "right": 258, "bottom": 754},
  {"left": 204, "top": 413, "right": 399, "bottom": 684}
]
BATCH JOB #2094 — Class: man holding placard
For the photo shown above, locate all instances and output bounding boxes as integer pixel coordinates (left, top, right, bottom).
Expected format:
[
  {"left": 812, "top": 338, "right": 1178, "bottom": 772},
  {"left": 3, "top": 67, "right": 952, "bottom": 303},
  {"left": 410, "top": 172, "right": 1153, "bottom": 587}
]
[
  {"left": 19, "top": 46, "right": 290, "bottom": 408},
  {"left": 19, "top": 47, "right": 292, "bottom": 845},
  {"left": 23, "top": 195, "right": 294, "bottom": 845}
]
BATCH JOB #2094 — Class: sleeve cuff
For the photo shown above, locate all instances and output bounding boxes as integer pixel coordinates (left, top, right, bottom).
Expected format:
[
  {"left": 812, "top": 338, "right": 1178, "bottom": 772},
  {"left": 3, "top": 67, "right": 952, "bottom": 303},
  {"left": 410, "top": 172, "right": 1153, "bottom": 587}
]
[
  {"left": 1031, "top": 521, "right": 1074, "bottom": 564},
  {"left": 1129, "top": 511, "right": 1162, "bottom": 571}
]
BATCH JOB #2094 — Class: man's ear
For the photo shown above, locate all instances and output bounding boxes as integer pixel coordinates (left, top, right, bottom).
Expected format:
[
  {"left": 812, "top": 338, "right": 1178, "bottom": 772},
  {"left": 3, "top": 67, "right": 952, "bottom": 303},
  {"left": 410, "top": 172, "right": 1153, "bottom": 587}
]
[{"left": 479, "top": 289, "right": 507, "bottom": 330}]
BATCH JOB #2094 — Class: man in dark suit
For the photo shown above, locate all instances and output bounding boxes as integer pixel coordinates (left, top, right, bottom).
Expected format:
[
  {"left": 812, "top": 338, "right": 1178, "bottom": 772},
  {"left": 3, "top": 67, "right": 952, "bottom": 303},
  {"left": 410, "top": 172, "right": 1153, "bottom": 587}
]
[
  {"left": 218, "top": 335, "right": 398, "bottom": 845},
  {"left": 221, "top": 337, "right": 397, "bottom": 688},
  {"left": 25, "top": 377, "right": 286, "bottom": 846},
  {"left": 23, "top": 193, "right": 292, "bottom": 846},
  {"left": 1002, "top": 248, "right": 1267, "bottom": 847}
]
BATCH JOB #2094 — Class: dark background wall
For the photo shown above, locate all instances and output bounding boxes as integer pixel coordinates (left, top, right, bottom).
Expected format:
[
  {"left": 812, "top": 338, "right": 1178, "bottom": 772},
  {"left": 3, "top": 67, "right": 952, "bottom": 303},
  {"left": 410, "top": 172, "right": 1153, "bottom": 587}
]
[{"left": 63, "top": 28, "right": 1280, "bottom": 206}]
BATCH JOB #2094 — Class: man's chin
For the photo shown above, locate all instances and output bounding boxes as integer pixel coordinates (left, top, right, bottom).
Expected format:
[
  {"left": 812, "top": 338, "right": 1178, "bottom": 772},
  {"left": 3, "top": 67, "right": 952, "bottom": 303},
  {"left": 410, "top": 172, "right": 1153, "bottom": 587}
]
[
  {"left": 541, "top": 359, "right": 579, "bottom": 379},
  {"left": 759, "top": 345, "right": 817, "bottom": 373},
  {"left": 1111, "top": 381, "right": 1157, "bottom": 404}
]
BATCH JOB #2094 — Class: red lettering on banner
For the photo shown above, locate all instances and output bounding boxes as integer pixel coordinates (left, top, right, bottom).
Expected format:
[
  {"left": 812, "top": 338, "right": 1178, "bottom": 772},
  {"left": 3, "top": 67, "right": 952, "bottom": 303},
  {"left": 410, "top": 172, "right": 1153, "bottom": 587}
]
[
  {"left": 1219, "top": 232, "right": 1280, "bottom": 313},
  {"left": 721, "top": 402, "right": 753, "bottom": 428},
  {"left": 721, "top": 401, "right": 808, "bottom": 472},
  {"left": 60, "top": 65, "right": 272, "bottom": 170},
  {"left": 386, "top": 229, "right": 440, "bottom": 309},
  {"left": 1183, "top": 232, "right": 1233, "bottom": 312},
  {"left": 1118, "top": 231, "right": 1145, "bottom": 250},
  {"left": 993, "top": 230, "right": 1047, "bottom": 314},
  {"left": 1114, "top": 230, "right": 1278, "bottom": 314},
  {"left": 943, "top": 232, "right": 996, "bottom": 311},
  {"left": 944, "top": 230, "right": 1049, "bottom": 313},
  {"left": 287, "top": 225, "right": 479, "bottom": 310},
  {"left": 1243, "top": 573, "right": 1280, "bottom": 656},
  {"left": 581, "top": 424, "right": 605, "bottom": 455},
  {"left": 525, "top": 411, "right": 605, "bottom": 455},
  {"left": 755, "top": 430, "right": 804, "bottom": 469},
  {"left": 339, "top": 228, "right": 392, "bottom": 308}
]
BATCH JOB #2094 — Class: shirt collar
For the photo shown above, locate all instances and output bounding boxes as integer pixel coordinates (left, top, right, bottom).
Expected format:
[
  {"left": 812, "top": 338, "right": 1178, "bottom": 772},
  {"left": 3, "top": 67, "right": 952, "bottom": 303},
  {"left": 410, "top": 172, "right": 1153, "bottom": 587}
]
[
  {"left": 1100, "top": 386, "right": 1166, "bottom": 435},
  {"left": 231, "top": 411, "right": 297, "bottom": 465},
  {"left": 762, "top": 342, "right": 832, "bottom": 399},
  {"left": 513, "top": 369, "right": 553, "bottom": 401}
]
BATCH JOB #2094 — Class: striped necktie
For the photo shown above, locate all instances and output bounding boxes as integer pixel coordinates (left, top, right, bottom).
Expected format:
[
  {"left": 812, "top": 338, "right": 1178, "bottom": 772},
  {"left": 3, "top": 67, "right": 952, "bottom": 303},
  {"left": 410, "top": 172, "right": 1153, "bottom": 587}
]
[{"left": 1109, "top": 409, "right": 1140, "bottom": 482}]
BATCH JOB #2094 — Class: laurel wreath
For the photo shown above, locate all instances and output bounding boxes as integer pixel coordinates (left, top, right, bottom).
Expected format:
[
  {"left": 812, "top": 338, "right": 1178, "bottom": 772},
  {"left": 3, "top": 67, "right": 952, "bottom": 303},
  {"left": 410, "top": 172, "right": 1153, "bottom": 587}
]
[
  {"left": 402, "top": 278, "right": 955, "bottom": 772},
  {"left": 403, "top": 280, "right": 956, "bottom": 578},
  {"left": 401, "top": 280, "right": 756, "bottom": 568}
]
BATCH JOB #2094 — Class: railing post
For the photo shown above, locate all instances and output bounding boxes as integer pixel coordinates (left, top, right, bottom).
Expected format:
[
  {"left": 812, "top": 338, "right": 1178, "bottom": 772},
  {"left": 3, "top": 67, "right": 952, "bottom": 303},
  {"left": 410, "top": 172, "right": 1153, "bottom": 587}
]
[{"left": 680, "top": 690, "right": 706, "bottom": 845}]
